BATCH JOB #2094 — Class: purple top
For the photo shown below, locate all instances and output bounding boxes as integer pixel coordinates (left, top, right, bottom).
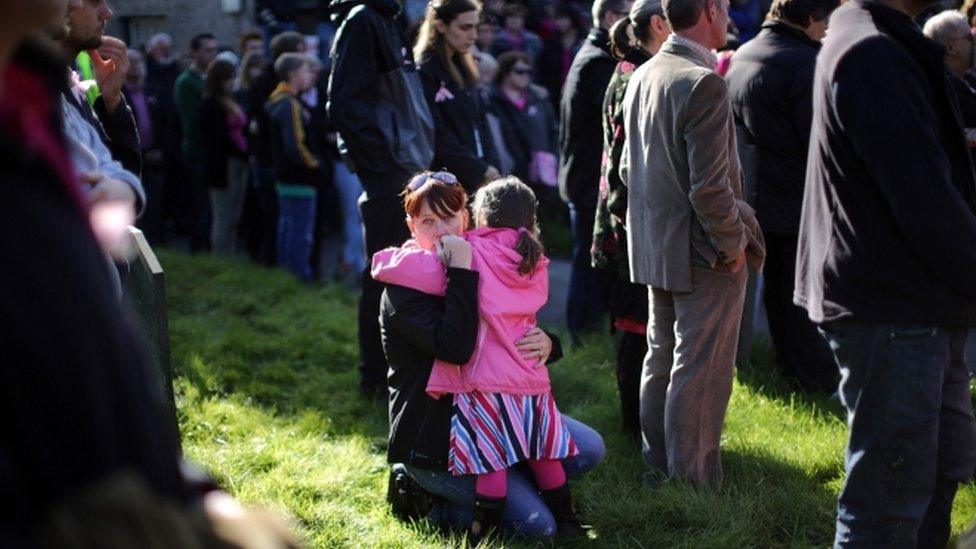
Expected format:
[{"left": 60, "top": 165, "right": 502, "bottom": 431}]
[{"left": 227, "top": 109, "right": 247, "bottom": 154}]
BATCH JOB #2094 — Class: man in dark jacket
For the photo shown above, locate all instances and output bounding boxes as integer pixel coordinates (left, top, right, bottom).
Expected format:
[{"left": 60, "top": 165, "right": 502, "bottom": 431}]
[
  {"left": 558, "top": 0, "right": 632, "bottom": 341},
  {"left": 726, "top": 0, "right": 838, "bottom": 393},
  {"left": 797, "top": 0, "right": 976, "bottom": 545},
  {"left": 328, "top": 0, "right": 435, "bottom": 397}
]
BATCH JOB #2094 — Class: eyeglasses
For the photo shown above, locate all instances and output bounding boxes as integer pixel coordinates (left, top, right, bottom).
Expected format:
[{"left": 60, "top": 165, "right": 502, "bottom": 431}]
[
  {"left": 406, "top": 170, "right": 459, "bottom": 191},
  {"left": 512, "top": 67, "right": 532, "bottom": 75}
]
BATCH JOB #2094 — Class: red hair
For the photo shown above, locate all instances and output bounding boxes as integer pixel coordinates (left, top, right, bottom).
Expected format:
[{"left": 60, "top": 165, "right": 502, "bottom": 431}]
[{"left": 402, "top": 172, "right": 469, "bottom": 219}]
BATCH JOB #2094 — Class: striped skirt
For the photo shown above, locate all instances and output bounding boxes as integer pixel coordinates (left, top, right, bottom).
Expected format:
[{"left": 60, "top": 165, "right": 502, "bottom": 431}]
[{"left": 448, "top": 390, "right": 578, "bottom": 476}]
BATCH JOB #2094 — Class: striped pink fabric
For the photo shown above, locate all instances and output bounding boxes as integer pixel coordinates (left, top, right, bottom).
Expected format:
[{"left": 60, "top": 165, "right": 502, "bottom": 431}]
[{"left": 448, "top": 390, "right": 578, "bottom": 475}]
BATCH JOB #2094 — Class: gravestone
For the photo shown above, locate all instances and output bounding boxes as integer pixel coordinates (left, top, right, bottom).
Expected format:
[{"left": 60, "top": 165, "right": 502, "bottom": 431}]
[{"left": 122, "top": 227, "right": 179, "bottom": 444}]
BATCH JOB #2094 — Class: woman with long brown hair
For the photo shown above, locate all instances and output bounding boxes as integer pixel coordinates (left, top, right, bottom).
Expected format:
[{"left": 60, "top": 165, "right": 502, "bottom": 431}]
[
  {"left": 414, "top": 0, "right": 499, "bottom": 193},
  {"left": 200, "top": 58, "right": 249, "bottom": 254}
]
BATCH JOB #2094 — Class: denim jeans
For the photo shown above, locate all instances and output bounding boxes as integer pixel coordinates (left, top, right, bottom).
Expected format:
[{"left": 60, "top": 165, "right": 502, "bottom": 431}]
[
  {"left": 276, "top": 194, "right": 317, "bottom": 283},
  {"left": 401, "top": 415, "right": 605, "bottom": 538},
  {"left": 566, "top": 203, "right": 608, "bottom": 340},
  {"left": 819, "top": 321, "right": 976, "bottom": 548},
  {"left": 333, "top": 161, "right": 366, "bottom": 275}
]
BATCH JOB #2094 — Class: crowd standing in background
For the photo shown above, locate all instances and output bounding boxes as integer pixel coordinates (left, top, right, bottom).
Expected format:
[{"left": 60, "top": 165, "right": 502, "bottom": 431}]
[{"left": 5, "top": 0, "right": 976, "bottom": 545}]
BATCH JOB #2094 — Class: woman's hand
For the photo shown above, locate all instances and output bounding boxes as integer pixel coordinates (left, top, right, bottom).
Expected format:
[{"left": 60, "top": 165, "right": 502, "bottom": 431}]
[
  {"left": 516, "top": 327, "right": 553, "bottom": 368},
  {"left": 437, "top": 235, "right": 472, "bottom": 269}
]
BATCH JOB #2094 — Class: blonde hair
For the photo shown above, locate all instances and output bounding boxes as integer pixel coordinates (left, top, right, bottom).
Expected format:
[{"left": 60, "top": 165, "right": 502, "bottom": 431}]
[{"left": 413, "top": 0, "right": 482, "bottom": 87}]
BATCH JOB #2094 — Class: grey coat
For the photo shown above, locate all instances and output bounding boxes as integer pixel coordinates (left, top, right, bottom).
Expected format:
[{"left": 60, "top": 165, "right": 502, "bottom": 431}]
[{"left": 622, "top": 38, "right": 764, "bottom": 293}]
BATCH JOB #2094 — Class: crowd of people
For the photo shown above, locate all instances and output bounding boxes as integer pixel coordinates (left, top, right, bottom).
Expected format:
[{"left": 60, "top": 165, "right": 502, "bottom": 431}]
[{"left": 3, "top": 0, "right": 976, "bottom": 545}]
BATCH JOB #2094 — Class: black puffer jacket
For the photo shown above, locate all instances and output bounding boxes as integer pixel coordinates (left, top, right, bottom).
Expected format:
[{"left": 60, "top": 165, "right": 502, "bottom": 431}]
[
  {"left": 418, "top": 52, "right": 498, "bottom": 193},
  {"left": 558, "top": 27, "right": 616, "bottom": 208},
  {"left": 727, "top": 21, "right": 821, "bottom": 234},
  {"left": 328, "top": 0, "right": 434, "bottom": 187},
  {"left": 486, "top": 84, "right": 557, "bottom": 185}
]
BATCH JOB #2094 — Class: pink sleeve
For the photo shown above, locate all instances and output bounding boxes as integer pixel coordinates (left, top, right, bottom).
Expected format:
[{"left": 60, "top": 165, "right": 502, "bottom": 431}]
[{"left": 370, "top": 243, "right": 448, "bottom": 296}]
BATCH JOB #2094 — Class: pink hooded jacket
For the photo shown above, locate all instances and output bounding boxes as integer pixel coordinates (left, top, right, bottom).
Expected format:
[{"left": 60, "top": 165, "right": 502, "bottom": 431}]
[{"left": 371, "top": 227, "right": 550, "bottom": 397}]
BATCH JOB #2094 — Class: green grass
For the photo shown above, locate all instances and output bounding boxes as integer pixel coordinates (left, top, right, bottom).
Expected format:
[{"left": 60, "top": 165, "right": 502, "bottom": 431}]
[{"left": 161, "top": 249, "right": 976, "bottom": 547}]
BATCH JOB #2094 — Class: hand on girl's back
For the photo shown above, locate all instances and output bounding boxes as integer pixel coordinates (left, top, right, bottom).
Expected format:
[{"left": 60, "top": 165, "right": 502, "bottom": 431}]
[{"left": 437, "top": 235, "right": 472, "bottom": 269}]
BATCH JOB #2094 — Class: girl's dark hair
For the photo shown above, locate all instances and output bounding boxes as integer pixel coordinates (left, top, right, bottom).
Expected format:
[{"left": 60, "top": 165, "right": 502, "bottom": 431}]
[
  {"left": 401, "top": 171, "right": 470, "bottom": 219},
  {"left": 471, "top": 177, "right": 543, "bottom": 275},
  {"left": 609, "top": 17, "right": 634, "bottom": 60},
  {"left": 203, "top": 58, "right": 236, "bottom": 97},
  {"left": 414, "top": 0, "right": 482, "bottom": 87},
  {"left": 611, "top": 4, "right": 662, "bottom": 60},
  {"left": 494, "top": 50, "right": 532, "bottom": 85}
]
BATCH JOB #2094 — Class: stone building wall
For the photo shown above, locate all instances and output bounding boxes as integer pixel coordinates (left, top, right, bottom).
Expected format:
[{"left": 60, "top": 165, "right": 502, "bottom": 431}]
[{"left": 106, "top": 0, "right": 257, "bottom": 53}]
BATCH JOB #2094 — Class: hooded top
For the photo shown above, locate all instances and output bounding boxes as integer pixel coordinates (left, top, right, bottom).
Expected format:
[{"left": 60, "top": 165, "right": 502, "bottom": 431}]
[{"left": 371, "top": 227, "right": 550, "bottom": 396}]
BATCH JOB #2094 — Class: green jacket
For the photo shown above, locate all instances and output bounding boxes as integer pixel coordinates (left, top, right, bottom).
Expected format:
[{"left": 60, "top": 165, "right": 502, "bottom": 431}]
[{"left": 173, "top": 68, "right": 204, "bottom": 160}]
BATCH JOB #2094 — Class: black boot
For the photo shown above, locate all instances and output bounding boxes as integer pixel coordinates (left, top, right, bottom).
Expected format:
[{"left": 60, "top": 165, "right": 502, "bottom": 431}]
[
  {"left": 541, "top": 484, "right": 585, "bottom": 537},
  {"left": 469, "top": 494, "right": 505, "bottom": 546},
  {"left": 386, "top": 467, "right": 435, "bottom": 521}
]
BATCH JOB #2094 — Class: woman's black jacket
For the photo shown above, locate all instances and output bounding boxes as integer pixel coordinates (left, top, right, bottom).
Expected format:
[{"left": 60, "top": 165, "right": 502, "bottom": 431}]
[
  {"left": 380, "top": 267, "right": 562, "bottom": 471},
  {"left": 417, "top": 52, "right": 498, "bottom": 193},
  {"left": 200, "top": 94, "right": 248, "bottom": 189}
]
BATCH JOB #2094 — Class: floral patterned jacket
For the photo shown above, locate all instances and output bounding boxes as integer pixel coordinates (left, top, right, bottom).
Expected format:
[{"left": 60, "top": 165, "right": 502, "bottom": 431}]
[{"left": 591, "top": 48, "right": 651, "bottom": 281}]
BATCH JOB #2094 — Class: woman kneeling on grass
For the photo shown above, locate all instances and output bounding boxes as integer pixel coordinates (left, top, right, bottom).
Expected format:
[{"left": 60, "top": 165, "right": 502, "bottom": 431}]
[{"left": 375, "top": 171, "right": 605, "bottom": 540}]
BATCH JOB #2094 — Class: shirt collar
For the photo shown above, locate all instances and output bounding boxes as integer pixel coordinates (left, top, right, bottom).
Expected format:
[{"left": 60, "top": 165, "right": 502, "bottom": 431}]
[{"left": 667, "top": 34, "right": 718, "bottom": 69}]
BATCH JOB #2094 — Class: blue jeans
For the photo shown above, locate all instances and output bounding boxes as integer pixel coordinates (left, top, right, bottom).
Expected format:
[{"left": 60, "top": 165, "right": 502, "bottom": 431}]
[
  {"left": 276, "top": 194, "right": 317, "bottom": 283},
  {"left": 401, "top": 415, "right": 605, "bottom": 538},
  {"left": 333, "top": 161, "right": 366, "bottom": 275},
  {"left": 567, "top": 203, "right": 608, "bottom": 340},
  {"left": 819, "top": 321, "right": 976, "bottom": 548}
]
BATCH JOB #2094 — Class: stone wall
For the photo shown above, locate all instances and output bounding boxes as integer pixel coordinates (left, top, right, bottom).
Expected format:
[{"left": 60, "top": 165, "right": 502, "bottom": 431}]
[{"left": 106, "top": 0, "right": 257, "bottom": 53}]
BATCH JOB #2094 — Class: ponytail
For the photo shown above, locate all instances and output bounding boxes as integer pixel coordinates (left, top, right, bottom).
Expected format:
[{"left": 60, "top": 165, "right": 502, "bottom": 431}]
[
  {"left": 516, "top": 228, "right": 544, "bottom": 275},
  {"left": 609, "top": 17, "right": 633, "bottom": 61}
]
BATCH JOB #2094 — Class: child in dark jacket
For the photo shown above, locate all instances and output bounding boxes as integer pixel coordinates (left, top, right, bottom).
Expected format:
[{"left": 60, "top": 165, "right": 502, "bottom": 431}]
[{"left": 266, "top": 53, "right": 320, "bottom": 282}]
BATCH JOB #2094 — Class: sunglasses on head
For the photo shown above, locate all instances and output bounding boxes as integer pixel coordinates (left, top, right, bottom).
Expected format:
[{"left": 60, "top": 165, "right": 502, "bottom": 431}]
[{"left": 407, "top": 170, "right": 459, "bottom": 191}]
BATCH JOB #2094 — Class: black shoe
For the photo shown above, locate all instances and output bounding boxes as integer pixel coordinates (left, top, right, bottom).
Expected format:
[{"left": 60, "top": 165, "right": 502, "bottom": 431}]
[
  {"left": 469, "top": 494, "right": 505, "bottom": 546},
  {"left": 541, "top": 484, "right": 585, "bottom": 537},
  {"left": 386, "top": 468, "right": 435, "bottom": 522}
]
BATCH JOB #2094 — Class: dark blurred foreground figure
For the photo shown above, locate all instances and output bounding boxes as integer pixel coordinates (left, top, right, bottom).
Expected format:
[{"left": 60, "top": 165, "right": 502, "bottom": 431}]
[
  {"left": 0, "top": 5, "right": 300, "bottom": 547},
  {"left": 725, "top": 0, "right": 839, "bottom": 393},
  {"left": 797, "top": 0, "right": 976, "bottom": 545}
]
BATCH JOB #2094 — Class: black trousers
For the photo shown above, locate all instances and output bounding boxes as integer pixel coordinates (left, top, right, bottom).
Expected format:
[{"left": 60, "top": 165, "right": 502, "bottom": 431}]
[
  {"left": 617, "top": 330, "right": 646, "bottom": 438},
  {"left": 357, "top": 168, "right": 412, "bottom": 390},
  {"left": 763, "top": 232, "right": 838, "bottom": 392}
]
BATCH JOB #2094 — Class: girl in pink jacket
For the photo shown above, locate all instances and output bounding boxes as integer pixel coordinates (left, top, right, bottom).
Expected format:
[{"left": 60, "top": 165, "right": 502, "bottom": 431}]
[{"left": 372, "top": 175, "right": 581, "bottom": 538}]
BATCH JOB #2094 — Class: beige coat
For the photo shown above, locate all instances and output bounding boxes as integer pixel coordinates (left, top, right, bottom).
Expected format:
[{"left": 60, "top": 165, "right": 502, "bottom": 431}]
[{"left": 621, "top": 38, "right": 764, "bottom": 293}]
